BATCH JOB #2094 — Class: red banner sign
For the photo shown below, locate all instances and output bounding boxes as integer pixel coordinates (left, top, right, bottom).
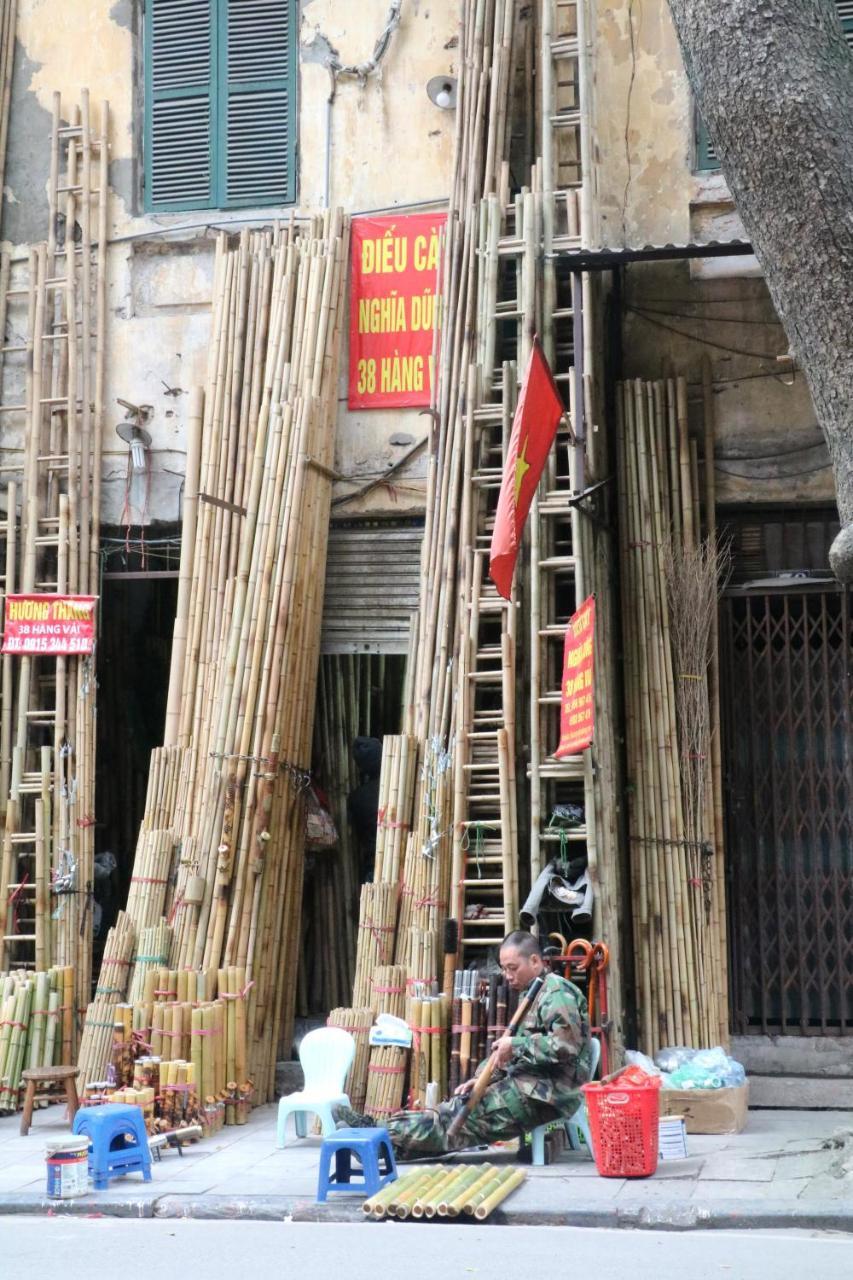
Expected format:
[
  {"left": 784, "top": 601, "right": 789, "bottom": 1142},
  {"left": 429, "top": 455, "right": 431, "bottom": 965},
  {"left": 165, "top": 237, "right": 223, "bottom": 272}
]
[
  {"left": 2, "top": 594, "right": 97, "bottom": 656},
  {"left": 555, "top": 596, "right": 596, "bottom": 759},
  {"left": 348, "top": 212, "right": 446, "bottom": 410}
]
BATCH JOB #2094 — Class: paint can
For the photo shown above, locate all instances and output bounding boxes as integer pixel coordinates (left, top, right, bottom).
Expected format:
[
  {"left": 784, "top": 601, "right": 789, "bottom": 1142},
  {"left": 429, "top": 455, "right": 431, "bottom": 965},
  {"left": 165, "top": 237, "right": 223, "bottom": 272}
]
[{"left": 45, "top": 1136, "right": 90, "bottom": 1199}]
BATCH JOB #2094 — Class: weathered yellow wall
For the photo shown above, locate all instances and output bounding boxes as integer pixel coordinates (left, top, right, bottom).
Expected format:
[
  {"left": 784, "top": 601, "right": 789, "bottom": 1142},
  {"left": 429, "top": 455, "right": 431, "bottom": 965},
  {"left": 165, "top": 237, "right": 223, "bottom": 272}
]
[
  {"left": 590, "top": 0, "right": 832, "bottom": 509},
  {"left": 2, "top": 0, "right": 457, "bottom": 524}
]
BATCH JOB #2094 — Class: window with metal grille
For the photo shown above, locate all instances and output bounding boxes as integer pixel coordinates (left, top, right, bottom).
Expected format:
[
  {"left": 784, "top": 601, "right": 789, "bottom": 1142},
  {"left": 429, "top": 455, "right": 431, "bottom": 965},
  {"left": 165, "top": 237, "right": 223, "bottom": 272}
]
[
  {"left": 143, "top": 0, "right": 297, "bottom": 212},
  {"left": 695, "top": 0, "right": 853, "bottom": 172}
]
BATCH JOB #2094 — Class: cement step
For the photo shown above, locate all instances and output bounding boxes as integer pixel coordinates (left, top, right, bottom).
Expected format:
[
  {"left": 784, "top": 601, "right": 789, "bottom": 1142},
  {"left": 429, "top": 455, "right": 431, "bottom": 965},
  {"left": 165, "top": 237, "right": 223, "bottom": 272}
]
[{"left": 748, "top": 1073, "right": 853, "bottom": 1109}]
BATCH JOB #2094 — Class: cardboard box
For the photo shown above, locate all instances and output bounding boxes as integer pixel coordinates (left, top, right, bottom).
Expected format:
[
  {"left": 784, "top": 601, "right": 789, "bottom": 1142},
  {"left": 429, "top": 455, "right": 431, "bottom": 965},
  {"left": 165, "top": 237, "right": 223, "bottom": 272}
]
[{"left": 659, "top": 1081, "right": 749, "bottom": 1135}]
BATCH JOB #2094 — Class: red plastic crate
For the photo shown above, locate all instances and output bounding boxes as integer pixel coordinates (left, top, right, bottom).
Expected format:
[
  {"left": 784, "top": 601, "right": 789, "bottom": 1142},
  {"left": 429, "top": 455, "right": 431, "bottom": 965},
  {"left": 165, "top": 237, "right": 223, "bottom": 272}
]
[{"left": 581, "top": 1075, "right": 662, "bottom": 1178}]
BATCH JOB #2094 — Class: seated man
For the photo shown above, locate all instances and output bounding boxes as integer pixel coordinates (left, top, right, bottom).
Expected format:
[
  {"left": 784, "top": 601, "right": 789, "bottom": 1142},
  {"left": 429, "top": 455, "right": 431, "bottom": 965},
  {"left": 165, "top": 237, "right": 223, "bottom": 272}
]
[{"left": 338, "top": 929, "right": 593, "bottom": 1158}]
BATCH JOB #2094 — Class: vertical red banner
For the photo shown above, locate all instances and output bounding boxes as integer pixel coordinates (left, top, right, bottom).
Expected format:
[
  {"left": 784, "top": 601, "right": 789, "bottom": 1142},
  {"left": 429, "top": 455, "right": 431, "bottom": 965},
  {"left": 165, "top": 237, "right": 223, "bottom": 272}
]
[
  {"left": 348, "top": 212, "right": 446, "bottom": 410},
  {"left": 555, "top": 596, "right": 596, "bottom": 759}
]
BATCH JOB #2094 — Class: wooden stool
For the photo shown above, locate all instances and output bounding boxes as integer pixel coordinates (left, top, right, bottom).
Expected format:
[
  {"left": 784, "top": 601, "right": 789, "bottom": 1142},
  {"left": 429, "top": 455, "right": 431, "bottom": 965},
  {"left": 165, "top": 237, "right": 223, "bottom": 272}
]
[{"left": 20, "top": 1066, "right": 80, "bottom": 1136}]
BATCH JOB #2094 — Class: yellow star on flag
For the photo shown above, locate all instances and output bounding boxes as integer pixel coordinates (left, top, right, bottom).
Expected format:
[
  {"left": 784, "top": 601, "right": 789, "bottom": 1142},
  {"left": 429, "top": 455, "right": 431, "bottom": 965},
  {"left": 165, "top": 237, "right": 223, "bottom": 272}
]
[{"left": 514, "top": 435, "right": 531, "bottom": 506}]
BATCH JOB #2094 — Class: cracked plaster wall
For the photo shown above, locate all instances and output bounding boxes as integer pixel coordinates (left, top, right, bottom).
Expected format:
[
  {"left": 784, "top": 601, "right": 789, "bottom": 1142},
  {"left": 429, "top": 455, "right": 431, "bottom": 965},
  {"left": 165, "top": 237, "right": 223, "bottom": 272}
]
[
  {"left": 592, "top": 1, "right": 828, "bottom": 509},
  {"left": 2, "top": 0, "right": 456, "bottom": 524}
]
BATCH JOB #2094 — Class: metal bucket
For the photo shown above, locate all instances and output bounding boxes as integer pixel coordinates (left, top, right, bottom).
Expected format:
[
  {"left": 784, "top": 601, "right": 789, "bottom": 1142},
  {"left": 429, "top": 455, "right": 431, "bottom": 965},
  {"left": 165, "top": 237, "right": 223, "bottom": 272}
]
[{"left": 45, "top": 1136, "right": 90, "bottom": 1199}]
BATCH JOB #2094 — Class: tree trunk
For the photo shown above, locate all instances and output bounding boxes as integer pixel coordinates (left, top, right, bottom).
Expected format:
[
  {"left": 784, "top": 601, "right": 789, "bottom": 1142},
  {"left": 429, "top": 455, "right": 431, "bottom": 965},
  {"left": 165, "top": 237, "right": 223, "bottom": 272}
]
[{"left": 666, "top": 0, "right": 853, "bottom": 579}]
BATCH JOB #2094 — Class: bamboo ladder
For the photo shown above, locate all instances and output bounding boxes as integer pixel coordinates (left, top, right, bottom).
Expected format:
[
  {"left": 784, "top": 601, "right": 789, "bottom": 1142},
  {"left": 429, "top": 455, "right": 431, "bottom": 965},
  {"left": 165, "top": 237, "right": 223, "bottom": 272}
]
[
  {"left": 0, "top": 96, "right": 108, "bottom": 1041},
  {"left": 527, "top": 0, "right": 596, "bottom": 890}
]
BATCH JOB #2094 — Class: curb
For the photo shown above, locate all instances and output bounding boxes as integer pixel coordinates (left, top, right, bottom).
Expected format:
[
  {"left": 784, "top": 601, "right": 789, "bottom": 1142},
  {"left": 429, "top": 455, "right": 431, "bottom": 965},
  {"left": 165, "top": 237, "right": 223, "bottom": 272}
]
[{"left": 2, "top": 1190, "right": 852, "bottom": 1232}]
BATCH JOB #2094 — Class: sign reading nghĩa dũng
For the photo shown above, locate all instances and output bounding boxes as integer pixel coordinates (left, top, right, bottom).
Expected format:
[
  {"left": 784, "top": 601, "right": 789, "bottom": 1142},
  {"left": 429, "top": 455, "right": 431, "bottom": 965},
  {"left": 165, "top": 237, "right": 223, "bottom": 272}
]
[
  {"left": 555, "top": 595, "right": 595, "bottom": 759},
  {"left": 2, "top": 594, "right": 97, "bottom": 656},
  {"left": 348, "top": 213, "right": 446, "bottom": 410}
]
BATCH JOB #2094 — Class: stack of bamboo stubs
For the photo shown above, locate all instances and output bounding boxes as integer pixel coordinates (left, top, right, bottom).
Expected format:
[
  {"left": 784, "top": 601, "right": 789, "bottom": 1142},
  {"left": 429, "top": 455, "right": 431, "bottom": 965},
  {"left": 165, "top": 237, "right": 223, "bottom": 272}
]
[
  {"left": 326, "top": 1006, "right": 373, "bottom": 1112},
  {"left": 363, "top": 1165, "right": 526, "bottom": 1221},
  {"left": 88, "top": 213, "right": 349, "bottom": 1104},
  {"left": 0, "top": 92, "right": 109, "bottom": 1020},
  {"left": 616, "top": 377, "right": 726, "bottom": 1054},
  {"left": 364, "top": 1044, "right": 407, "bottom": 1123},
  {"left": 76, "top": 911, "right": 134, "bottom": 1088}
]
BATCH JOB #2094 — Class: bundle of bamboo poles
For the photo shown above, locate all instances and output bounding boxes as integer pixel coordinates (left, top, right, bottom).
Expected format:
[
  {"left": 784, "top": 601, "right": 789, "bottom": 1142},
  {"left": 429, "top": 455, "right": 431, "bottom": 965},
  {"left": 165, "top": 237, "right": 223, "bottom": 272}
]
[
  {"left": 352, "top": 882, "right": 398, "bottom": 1007},
  {"left": 76, "top": 911, "right": 134, "bottom": 1088},
  {"left": 363, "top": 1044, "right": 407, "bottom": 1122},
  {"left": 363, "top": 1164, "right": 526, "bottom": 1221},
  {"left": 369, "top": 964, "right": 406, "bottom": 1018},
  {"left": 401, "top": 927, "right": 437, "bottom": 996},
  {"left": 326, "top": 1006, "right": 373, "bottom": 1112},
  {"left": 0, "top": 94, "right": 109, "bottom": 1028},
  {"left": 616, "top": 377, "right": 726, "bottom": 1054},
  {"left": 0, "top": 964, "right": 71, "bottom": 1110},
  {"left": 127, "top": 920, "right": 172, "bottom": 1004},
  {"left": 373, "top": 735, "right": 417, "bottom": 882},
  {"left": 89, "top": 213, "right": 348, "bottom": 1106}
]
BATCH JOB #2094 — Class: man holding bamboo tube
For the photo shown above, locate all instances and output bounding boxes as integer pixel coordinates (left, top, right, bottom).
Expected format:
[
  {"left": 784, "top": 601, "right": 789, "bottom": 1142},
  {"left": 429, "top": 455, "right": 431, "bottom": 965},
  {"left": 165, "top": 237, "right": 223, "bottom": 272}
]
[{"left": 336, "top": 931, "right": 592, "bottom": 1157}]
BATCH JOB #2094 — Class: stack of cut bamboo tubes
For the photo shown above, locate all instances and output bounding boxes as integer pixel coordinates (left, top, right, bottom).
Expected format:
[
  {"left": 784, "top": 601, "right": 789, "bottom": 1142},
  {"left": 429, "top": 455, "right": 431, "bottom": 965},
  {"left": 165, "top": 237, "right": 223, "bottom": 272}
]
[
  {"left": 363, "top": 1164, "right": 526, "bottom": 1221},
  {"left": 0, "top": 92, "right": 109, "bottom": 1028},
  {"left": 86, "top": 212, "right": 348, "bottom": 1103},
  {"left": 616, "top": 377, "right": 726, "bottom": 1054}
]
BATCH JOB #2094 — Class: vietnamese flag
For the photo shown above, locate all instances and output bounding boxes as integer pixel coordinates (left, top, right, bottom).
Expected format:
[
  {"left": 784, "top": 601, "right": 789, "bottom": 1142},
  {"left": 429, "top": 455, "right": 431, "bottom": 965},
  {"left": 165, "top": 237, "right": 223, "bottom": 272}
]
[{"left": 488, "top": 339, "right": 564, "bottom": 599}]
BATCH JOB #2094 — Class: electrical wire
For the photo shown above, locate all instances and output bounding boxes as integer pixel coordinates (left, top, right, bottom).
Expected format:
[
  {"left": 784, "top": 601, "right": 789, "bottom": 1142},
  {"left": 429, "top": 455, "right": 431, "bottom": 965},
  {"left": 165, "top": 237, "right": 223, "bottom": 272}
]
[
  {"left": 715, "top": 459, "right": 831, "bottom": 479},
  {"left": 625, "top": 304, "right": 789, "bottom": 363},
  {"left": 629, "top": 303, "right": 784, "bottom": 327}
]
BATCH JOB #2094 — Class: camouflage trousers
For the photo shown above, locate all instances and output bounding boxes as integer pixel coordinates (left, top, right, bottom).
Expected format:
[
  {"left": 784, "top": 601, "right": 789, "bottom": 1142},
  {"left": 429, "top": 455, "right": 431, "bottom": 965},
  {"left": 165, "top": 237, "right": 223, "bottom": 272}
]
[{"left": 385, "top": 1075, "right": 576, "bottom": 1159}]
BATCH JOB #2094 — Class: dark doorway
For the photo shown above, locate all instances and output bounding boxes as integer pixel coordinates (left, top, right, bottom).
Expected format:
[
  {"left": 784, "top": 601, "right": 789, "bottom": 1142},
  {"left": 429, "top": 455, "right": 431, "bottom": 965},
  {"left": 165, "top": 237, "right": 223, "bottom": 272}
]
[{"left": 94, "top": 530, "right": 178, "bottom": 947}]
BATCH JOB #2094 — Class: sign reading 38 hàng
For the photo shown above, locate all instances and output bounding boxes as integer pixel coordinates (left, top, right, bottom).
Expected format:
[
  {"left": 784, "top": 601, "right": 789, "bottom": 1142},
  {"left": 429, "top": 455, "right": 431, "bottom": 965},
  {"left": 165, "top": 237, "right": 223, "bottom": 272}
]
[
  {"left": 2, "top": 594, "right": 98, "bottom": 655},
  {"left": 348, "top": 213, "right": 446, "bottom": 410}
]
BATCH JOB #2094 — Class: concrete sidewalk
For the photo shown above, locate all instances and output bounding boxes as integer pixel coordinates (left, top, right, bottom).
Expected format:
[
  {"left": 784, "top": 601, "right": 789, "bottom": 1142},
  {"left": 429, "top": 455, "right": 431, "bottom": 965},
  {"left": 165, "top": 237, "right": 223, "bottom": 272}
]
[{"left": 2, "top": 1102, "right": 853, "bottom": 1231}]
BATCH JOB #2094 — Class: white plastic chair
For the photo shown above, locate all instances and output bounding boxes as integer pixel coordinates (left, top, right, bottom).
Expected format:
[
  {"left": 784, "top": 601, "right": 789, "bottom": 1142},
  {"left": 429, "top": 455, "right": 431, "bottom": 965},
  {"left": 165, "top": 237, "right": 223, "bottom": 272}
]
[
  {"left": 276, "top": 1027, "right": 355, "bottom": 1146},
  {"left": 530, "top": 1034, "right": 602, "bottom": 1166}
]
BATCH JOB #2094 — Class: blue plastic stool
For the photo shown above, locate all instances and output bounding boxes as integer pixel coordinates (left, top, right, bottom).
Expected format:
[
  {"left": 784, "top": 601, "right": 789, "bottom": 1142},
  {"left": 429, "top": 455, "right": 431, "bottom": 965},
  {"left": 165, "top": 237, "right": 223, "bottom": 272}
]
[
  {"left": 72, "top": 1103, "right": 152, "bottom": 1190},
  {"left": 316, "top": 1127, "right": 397, "bottom": 1202}
]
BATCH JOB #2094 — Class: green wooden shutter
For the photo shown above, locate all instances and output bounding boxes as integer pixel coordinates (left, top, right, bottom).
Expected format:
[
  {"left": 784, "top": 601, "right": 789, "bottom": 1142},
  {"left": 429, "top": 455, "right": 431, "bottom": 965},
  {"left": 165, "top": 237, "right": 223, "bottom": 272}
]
[
  {"left": 221, "top": 0, "right": 297, "bottom": 207},
  {"left": 695, "top": 111, "right": 718, "bottom": 172},
  {"left": 144, "top": 0, "right": 217, "bottom": 211},
  {"left": 838, "top": 1, "right": 853, "bottom": 47},
  {"left": 695, "top": 2, "right": 853, "bottom": 174}
]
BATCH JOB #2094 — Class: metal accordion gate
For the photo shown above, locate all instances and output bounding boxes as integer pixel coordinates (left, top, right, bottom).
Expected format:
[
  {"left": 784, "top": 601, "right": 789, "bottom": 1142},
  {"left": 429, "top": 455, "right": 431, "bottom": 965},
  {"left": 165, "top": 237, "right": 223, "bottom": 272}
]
[{"left": 721, "top": 585, "right": 853, "bottom": 1036}]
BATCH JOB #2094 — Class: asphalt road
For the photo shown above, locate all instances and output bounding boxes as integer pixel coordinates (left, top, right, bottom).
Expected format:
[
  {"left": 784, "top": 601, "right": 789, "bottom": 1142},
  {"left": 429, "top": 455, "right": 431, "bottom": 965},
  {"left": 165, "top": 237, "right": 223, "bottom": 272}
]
[{"left": 3, "top": 1218, "right": 853, "bottom": 1279}]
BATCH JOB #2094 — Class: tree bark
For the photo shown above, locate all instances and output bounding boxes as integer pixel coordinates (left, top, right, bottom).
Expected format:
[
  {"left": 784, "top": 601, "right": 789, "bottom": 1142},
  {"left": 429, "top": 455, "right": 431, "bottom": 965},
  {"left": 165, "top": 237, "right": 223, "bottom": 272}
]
[{"left": 665, "top": 0, "right": 853, "bottom": 579}]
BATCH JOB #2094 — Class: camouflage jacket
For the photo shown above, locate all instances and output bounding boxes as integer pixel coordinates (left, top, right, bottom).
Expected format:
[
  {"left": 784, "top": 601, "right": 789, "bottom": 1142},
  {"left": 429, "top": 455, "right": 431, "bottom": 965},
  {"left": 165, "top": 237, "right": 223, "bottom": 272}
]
[{"left": 501, "top": 972, "right": 592, "bottom": 1104}]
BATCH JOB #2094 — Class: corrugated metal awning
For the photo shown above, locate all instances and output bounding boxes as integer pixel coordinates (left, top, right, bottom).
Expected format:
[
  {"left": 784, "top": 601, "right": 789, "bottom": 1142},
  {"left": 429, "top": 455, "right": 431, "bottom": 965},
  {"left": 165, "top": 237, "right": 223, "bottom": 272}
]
[{"left": 321, "top": 518, "right": 424, "bottom": 655}]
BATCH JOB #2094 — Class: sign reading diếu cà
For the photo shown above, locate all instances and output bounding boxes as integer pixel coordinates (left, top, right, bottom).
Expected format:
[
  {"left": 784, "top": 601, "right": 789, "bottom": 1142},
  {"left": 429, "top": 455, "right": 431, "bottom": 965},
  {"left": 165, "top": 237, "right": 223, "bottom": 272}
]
[
  {"left": 348, "top": 212, "right": 446, "bottom": 410},
  {"left": 2, "top": 594, "right": 98, "bottom": 656},
  {"left": 555, "top": 595, "right": 595, "bottom": 759}
]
